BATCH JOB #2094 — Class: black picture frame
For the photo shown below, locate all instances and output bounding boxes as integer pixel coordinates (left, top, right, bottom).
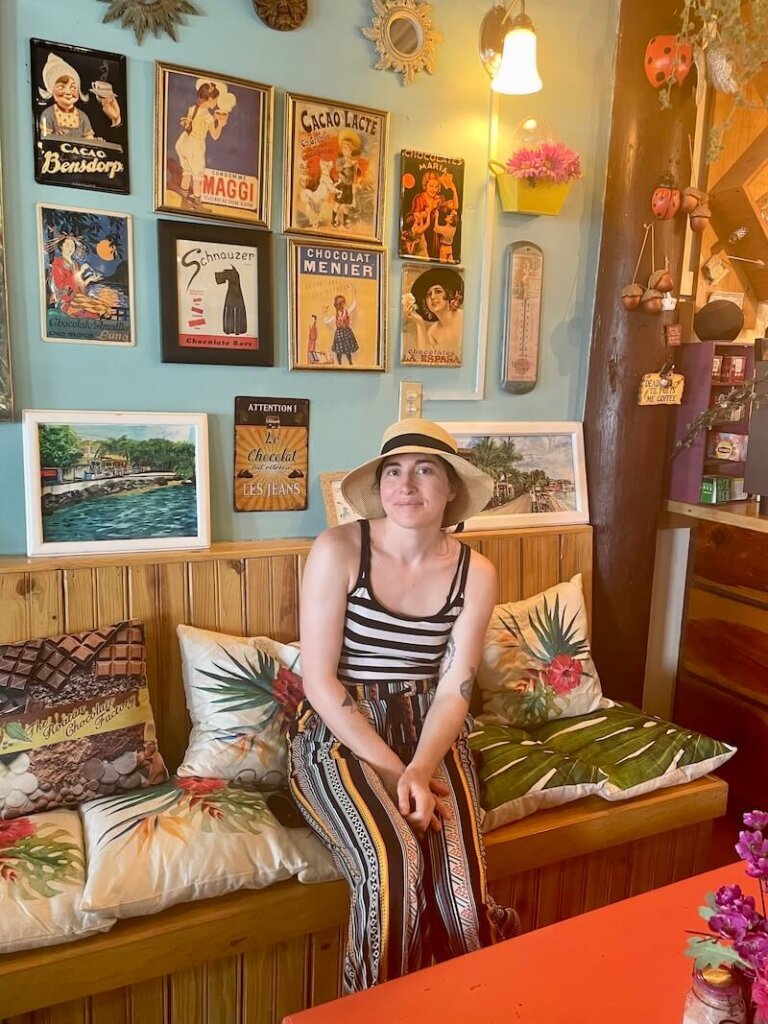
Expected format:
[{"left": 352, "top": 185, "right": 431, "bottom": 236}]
[
  {"left": 158, "top": 219, "right": 274, "bottom": 367},
  {"left": 31, "top": 38, "right": 130, "bottom": 195}
]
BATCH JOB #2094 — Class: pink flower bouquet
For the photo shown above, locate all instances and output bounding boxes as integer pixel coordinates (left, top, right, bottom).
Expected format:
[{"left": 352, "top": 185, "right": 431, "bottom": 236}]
[
  {"left": 687, "top": 811, "right": 768, "bottom": 1020},
  {"left": 505, "top": 141, "right": 582, "bottom": 187}
]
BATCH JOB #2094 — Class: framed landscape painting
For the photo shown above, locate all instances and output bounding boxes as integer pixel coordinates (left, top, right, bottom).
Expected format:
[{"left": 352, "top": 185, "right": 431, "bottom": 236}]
[
  {"left": 22, "top": 410, "right": 210, "bottom": 556},
  {"left": 439, "top": 422, "right": 589, "bottom": 530}
]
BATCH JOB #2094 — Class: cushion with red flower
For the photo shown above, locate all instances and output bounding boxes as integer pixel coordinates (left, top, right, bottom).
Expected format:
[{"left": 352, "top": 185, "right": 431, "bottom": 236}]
[
  {"left": 80, "top": 774, "right": 339, "bottom": 920},
  {"left": 476, "top": 575, "right": 607, "bottom": 728},
  {"left": 0, "top": 809, "right": 115, "bottom": 953},
  {"left": 176, "top": 625, "right": 303, "bottom": 785}
]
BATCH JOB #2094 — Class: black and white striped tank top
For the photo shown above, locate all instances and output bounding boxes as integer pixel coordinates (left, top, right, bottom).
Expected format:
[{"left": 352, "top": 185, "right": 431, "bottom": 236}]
[{"left": 337, "top": 519, "right": 471, "bottom": 687}]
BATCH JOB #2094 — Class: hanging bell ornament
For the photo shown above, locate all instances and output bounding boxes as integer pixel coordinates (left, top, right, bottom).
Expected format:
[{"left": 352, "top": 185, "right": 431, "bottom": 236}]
[
  {"left": 641, "top": 288, "right": 664, "bottom": 314},
  {"left": 621, "top": 283, "right": 644, "bottom": 311}
]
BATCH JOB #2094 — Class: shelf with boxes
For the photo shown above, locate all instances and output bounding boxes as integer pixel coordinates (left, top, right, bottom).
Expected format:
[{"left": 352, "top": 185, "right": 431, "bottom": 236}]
[{"left": 668, "top": 341, "right": 756, "bottom": 506}]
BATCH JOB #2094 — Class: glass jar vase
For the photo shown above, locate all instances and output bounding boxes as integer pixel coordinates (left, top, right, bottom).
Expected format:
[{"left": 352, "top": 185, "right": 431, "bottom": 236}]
[{"left": 683, "top": 967, "right": 746, "bottom": 1024}]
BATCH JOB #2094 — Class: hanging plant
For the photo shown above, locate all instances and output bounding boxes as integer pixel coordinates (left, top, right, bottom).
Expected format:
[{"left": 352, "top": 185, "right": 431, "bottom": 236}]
[
  {"left": 97, "top": 0, "right": 202, "bottom": 44},
  {"left": 659, "top": 0, "right": 768, "bottom": 160}
]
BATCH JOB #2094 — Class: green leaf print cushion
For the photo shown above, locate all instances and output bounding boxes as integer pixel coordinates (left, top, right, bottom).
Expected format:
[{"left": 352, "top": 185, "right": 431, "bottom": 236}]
[
  {"left": 177, "top": 625, "right": 303, "bottom": 786},
  {"left": 468, "top": 722, "right": 606, "bottom": 831},
  {"left": 476, "top": 575, "right": 606, "bottom": 728},
  {"left": 527, "top": 703, "right": 736, "bottom": 800}
]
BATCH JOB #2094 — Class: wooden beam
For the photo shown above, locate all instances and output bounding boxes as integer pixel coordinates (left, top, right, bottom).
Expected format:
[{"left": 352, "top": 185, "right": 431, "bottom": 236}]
[{"left": 584, "top": 0, "right": 698, "bottom": 703}]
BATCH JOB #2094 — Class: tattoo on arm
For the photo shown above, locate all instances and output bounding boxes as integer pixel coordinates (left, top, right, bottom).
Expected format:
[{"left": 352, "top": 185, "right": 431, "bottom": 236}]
[
  {"left": 439, "top": 636, "right": 456, "bottom": 681},
  {"left": 459, "top": 669, "right": 475, "bottom": 703}
]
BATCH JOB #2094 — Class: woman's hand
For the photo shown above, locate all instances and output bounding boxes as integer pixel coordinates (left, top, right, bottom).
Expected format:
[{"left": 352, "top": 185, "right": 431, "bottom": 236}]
[{"left": 397, "top": 766, "right": 451, "bottom": 837}]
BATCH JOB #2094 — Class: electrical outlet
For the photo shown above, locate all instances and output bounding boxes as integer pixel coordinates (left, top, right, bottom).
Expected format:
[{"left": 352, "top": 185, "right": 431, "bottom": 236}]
[{"left": 399, "top": 380, "right": 424, "bottom": 420}]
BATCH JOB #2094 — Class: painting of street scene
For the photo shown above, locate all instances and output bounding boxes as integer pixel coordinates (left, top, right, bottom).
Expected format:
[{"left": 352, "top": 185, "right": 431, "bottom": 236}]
[
  {"left": 443, "top": 422, "right": 589, "bottom": 529},
  {"left": 22, "top": 412, "right": 210, "bottom": 554}
]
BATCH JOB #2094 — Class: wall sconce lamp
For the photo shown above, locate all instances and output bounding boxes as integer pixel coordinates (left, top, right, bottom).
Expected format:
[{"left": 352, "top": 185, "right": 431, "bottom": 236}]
[{"left": 479, "top": 2, "right": 543, "bottom": 95}]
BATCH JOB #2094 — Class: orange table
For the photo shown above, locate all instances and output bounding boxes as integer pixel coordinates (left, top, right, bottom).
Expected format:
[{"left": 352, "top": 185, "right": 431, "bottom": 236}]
[{"left": 284, "top": 864, "right": 757, "bottom": 1024}]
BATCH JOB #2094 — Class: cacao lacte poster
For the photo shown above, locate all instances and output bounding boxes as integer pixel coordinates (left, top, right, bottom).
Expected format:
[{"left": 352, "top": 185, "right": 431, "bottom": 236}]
[{"left": 233, "top": 397, "right": 309, "bottom": 512}]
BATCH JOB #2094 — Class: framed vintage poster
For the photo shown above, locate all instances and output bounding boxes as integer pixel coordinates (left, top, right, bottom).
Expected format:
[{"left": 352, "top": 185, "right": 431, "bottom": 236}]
[
  {"left": 288, "top": 239, "right": 386, "bottom": 371},
  {"left": 439, "top": 422, "right": 589, "bottom": 530},
  {"left": 234, "top": 397, "right": 309, "bottom": 512},
  {"left": 158, "top": 219, "right": 273, "bottom": 366},
  {"left": 154, "top": 62, "right": 274, "bottom": 227},
  {"left": 37, "top": 203, "right": 134, "bottom": 347},
  {"left": 398, "top": 149, "right": 464, "bottom": 263},
  {"left": 30, "top": 39, "right": 129, "bottom": 194},
  {"left": 401, "top": 263, "right": 463, "bottom": 367},
  {"left": 319, "top": 471, "right": 361, "bottom": 528},
  {"left": 283, "top": 92, "right": 389, "bottom": 243},
  {"left": 22, "top": 410, "right": 210, "bottom": 557}
]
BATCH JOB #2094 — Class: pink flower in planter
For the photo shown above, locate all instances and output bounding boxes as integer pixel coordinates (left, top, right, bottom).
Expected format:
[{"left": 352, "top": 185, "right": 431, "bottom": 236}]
[
  {"left": 0, "top": 817, "right": 37, "bottom": 850},
  {"left": 506, "top": 142, "right": 581, "bottom": 185},
  {"left": 175, "top": 776, "right": 227, "bottom": 796},
  {"left": 545, "top": 654, "right": 583, "bottom": 695},
  {"left": 754, "top": 973, "right": 768, "bottom": 1017}
]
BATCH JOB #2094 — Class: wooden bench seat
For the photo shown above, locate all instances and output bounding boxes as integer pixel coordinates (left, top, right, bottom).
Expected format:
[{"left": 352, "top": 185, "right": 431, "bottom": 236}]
[{"left": 0, "top": 530, "right": 728, "bottom": 1024}]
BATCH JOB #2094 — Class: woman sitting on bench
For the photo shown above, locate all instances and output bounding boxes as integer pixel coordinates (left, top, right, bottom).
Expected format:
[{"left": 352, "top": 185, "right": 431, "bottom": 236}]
[{"left": 288, "top": 419, "right": 518, "bottom": 993}]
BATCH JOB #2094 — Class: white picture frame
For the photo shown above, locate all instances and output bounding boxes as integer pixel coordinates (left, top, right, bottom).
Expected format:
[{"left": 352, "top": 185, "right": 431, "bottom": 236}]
[
  {"left": 439, "top": 421, "right": 589, "bottom": 530},
  {"left": 22, "top": 410, "right": 210, "bottom": 556}
]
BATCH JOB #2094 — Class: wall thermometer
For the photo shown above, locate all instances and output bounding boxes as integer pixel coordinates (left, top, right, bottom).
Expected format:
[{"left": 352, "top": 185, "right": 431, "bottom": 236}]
[{"left": 500, "top": 241, "right": 543, "bottom": 394}]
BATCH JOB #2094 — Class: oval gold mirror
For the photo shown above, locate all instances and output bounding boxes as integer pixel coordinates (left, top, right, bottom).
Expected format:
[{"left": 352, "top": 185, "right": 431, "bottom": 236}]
[{"left": 362, "top": 0, "right": 442, "bottom": 87}]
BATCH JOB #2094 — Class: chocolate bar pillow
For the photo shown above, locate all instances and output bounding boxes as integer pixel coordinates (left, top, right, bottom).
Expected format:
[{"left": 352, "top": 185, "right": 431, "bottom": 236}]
[{"left": 0, "top": 620, "right": 167, "bottom": 820}]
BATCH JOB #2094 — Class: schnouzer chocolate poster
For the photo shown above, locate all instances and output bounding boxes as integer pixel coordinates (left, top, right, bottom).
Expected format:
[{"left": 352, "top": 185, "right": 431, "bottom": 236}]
[{"left": 234, "top": 397, "right": 309, "bottom": 512}]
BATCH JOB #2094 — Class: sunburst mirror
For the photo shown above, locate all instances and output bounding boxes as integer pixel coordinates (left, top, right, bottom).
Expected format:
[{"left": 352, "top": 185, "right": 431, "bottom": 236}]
[
  {"left": 362, "top": 0, "right": 442, "bottom": 86},
  {"left": 98, "top": 0, "right": 201, "bottom": 44}
]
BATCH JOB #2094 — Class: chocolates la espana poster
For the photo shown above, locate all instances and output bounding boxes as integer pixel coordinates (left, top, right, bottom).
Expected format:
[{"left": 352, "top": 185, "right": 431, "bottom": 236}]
[
  {"left": 31, "top": 39, "right": 129, "bottom": 194},
  {"left": 234, "top": 397, "right": 309, "bottom": 512}
]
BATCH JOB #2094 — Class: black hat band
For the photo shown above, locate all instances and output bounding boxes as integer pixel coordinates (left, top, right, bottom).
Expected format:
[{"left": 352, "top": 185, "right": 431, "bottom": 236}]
[{"left": 380, "top": 433, "right": 456, "bottom": 457}]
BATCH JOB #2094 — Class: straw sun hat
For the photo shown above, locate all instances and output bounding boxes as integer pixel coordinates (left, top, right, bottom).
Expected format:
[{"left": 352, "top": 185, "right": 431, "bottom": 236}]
[{"left": 341, "top": 418, "right": 494, "bottom": 528}]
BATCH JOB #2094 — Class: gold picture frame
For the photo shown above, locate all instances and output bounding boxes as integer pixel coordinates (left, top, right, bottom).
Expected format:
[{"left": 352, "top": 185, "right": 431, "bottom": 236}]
[
  {"left": 287, "top": 238, "right": 387, "bottom": 371},
  {"left": 283, "top": 91, "right": 389, "bottom": 243},
  {"left": 319, "top": 471, "right": 361, "bottom": 528},
  {"left": 154, "top": 61, "right": 274, "bottom": 228}
]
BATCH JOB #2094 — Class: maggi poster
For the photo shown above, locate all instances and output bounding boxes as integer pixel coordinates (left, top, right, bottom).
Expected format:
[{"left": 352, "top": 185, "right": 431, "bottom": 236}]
[{"left": 234, "top": 397, "right": 309, "bottom": 512}]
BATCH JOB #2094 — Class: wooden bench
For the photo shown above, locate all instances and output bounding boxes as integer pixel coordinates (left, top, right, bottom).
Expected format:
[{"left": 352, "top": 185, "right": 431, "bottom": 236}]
[{"left": 0, "top": 527, "right": 727, "bottom": 1023}]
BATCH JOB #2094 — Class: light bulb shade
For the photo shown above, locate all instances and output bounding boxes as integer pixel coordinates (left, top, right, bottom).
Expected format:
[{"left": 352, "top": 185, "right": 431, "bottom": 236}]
[{"left": 491, "top": 22, "right": 543, "bottom": 95}]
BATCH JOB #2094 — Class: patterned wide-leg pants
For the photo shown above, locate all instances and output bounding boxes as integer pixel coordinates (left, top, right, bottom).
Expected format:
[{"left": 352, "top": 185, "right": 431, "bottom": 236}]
[{"left": 287, "top": 680, "right": 518, "bottom": 993}]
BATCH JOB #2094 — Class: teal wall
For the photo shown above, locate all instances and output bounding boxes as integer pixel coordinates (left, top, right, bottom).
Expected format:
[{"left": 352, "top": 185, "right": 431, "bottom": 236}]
[{"left": 0, "top": 0, "right": 618, "bottom": 554}]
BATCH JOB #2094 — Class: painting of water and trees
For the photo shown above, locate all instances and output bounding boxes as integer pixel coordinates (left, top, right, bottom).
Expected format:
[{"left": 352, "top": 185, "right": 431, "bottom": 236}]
[{"left": 22, "top": 412, "right": 210, "bottom": 555}]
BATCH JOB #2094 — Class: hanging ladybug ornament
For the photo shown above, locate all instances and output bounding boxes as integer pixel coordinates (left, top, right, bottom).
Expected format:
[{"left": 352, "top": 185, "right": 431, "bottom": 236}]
[
  {"left": 652, "top": 174, "right": 681, "bottom": 220},
  {"left": 644, "top": 35, "right": 693, "bottom": 89}
]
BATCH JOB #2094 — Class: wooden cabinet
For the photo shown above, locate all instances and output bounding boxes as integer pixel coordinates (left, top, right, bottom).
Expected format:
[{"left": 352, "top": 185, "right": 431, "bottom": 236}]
[{"left": 668, "top": 341, "right": 756, "bottom": 504}]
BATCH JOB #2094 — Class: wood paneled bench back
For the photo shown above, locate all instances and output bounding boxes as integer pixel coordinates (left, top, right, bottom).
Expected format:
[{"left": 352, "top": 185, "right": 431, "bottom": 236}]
[{"left": 0, "top": 528, "right": 727, "bottom": 1024}]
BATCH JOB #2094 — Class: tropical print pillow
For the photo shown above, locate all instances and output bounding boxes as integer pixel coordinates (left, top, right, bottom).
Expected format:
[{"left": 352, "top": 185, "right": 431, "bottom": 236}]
[
  {"left": 177, "top": 625, "right": 303, "bottom": 785},
  {"left": 476, "top": 575, "right": 605, "bottom": 728},
  {"left": 468, "top": 723, "right": 605, "bottom": 832},
  {"left": 0, "top": 619, "right": 167, "bottom": 819},
  {"left": 527, "top": 702, "right": 736, "bottom": 800},
  {"left": 80, "top": 774, "right": 338, "bottom": 920},
  {"left": 0, "top": 809, "right": 114, "bottom": 953}
]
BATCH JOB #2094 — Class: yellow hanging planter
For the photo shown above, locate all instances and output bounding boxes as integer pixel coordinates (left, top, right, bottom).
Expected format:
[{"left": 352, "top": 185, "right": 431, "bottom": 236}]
[{"left": 488, "top": 160, "right": 572, "bottom": 216}]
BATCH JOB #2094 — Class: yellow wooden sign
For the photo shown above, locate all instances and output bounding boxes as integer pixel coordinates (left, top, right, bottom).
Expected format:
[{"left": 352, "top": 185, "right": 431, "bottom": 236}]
[{"left": 638, "top": 372, "right": 685, "bottom": 406}]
